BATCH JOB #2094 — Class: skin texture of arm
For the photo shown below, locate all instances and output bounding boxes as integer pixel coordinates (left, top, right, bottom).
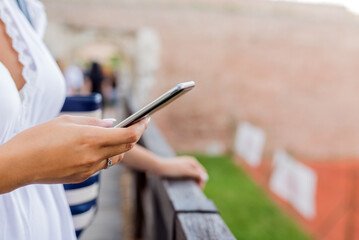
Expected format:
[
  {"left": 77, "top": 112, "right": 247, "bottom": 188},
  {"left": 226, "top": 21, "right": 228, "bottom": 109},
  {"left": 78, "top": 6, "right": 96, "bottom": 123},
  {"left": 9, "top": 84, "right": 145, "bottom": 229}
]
[
  {"left": 0, "top": 116, "right": 150, "bottom": 194},
  {"left": 120, "top": 144, "right": 208, "bottom": 189}
]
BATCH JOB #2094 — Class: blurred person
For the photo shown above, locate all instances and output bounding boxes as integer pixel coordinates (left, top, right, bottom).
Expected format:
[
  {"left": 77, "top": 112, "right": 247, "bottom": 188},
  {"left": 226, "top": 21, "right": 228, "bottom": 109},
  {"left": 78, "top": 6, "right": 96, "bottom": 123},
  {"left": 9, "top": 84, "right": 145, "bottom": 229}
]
[
  {"left": 0, "top": 0, "right": 207, "bottom": 239},
  {"left": 64, "top": 63, "right": 85, "bottom": 95},
  {"left": 88, "top": 61, "right": 104, "bottom": 95}
]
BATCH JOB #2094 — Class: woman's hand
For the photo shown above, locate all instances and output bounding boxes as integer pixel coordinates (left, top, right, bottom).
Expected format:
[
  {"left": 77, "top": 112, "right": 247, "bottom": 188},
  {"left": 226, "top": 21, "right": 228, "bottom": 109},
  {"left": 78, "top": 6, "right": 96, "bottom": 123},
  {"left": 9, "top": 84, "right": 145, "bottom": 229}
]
[
  {"left": 155, "top": 156, "right": 209, "bottom": 189},
  {"left": 119, "top": 145, "right": 208, "bottom": 189},
  {"left": 0, "top": 115, "right": 150, "bottom": 193}
]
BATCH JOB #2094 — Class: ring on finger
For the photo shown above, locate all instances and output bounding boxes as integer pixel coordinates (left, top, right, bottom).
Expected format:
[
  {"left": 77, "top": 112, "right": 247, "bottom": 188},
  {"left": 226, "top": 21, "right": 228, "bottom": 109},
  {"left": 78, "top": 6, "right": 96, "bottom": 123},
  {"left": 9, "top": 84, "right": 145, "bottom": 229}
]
[{"left": 105, "top": 158, "right": 112, "bottom": 169}]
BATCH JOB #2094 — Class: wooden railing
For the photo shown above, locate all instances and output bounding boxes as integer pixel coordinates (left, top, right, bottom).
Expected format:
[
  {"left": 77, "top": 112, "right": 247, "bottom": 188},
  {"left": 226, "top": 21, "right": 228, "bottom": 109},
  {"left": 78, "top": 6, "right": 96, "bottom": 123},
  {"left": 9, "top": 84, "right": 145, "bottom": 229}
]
[{"left": 124, "top": 97, "right": 236, "bottom": 240}]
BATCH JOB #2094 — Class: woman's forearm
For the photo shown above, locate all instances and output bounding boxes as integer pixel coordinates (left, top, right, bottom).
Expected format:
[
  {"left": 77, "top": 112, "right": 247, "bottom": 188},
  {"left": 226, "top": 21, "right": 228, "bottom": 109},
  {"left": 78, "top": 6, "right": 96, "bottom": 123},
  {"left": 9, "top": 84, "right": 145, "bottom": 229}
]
[
  {"left": 0, "top": 143, "right": 31, "bottom": 193},
  {"left": 121, "top": 144, "right": 164, "bottom": 175}
]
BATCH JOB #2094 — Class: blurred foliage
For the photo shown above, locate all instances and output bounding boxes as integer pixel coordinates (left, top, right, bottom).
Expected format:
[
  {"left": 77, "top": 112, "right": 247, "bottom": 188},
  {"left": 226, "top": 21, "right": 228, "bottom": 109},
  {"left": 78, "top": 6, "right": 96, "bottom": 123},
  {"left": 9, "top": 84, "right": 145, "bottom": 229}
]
[
  {"left": 190, "top": 154, "right": 312, "bottom": 240},
  {"left": 107, "top": 55, "right": 122, "bottom": 70}
]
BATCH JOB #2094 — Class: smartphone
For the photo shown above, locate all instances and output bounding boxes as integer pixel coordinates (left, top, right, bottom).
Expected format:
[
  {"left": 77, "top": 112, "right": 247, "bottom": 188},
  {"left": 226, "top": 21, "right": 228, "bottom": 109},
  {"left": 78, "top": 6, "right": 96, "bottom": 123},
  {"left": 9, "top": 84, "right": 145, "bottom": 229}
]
[{"left": 114, "top": 81, "right": 195, "bottom": 128}]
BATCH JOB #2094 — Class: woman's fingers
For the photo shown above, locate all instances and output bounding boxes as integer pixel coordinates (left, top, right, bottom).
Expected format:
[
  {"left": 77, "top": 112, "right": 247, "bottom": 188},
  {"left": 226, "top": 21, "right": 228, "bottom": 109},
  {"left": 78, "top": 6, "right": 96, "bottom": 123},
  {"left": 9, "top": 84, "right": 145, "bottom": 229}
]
[
  {"left": 103, "top": 154, "right": 125, "bottom": 169},
  {"left": 59, "top": 115, "right": 150, "bottom": 147},
  {"left": 91, "top": 154, "right": 125, "bottom": 174},
  {"left": 64, "top": 116, "right": 149, "bottom": 178},
  {"left": 99, "top": 143, "right": 135, "bottom": 161},
  {"left": 190, "top": 160, "right": 208, "bottom": 182},
  {"left": 178, "top": 156, "right": 209, "bottom": 182},
  {"left": 95, "top": 117, "right": 151, "bottom": 146},
  {"left": 59, "top": 115, "right": 115, "bottom": 128},
  {"left": 181, "top": 158, "right": 208, "bottom": 188},
  {"left": 183, "top": 164, "right": 207, "bottom": 189}
]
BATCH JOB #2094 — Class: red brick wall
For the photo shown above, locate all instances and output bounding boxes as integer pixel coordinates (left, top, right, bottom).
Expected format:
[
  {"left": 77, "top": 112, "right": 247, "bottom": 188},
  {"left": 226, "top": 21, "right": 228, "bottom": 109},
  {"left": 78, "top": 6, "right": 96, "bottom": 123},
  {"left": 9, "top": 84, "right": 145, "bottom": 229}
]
[{"left": 149, "top": 1, "right": 359, "bottom": 159}]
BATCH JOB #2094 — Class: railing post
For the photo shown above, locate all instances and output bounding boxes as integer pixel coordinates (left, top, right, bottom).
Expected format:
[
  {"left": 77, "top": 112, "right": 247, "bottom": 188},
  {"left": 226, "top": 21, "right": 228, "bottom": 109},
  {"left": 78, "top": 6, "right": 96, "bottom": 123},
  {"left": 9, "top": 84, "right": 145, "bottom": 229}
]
[{"left": 133, "top": 171, "right": 147, "bottom": 239}]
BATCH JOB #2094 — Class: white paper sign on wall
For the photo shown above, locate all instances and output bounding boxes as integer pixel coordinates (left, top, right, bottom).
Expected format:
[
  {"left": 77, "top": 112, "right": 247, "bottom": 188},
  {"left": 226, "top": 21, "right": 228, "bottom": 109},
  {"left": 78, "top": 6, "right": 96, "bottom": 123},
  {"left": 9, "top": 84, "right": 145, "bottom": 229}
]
[
  {"left": 234, "top": 122, "right": 266, "bottom": 167},
  {"left": 269, "top": 150, "right": 317, "bottom": 219}
]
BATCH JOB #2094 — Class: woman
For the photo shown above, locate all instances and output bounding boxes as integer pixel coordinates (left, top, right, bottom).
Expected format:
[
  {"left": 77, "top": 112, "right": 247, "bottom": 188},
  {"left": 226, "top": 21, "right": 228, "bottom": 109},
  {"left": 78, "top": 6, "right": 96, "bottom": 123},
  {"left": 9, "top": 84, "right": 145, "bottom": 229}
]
[{"left": 0, "top": 0, "right": 207, "bottom": 239}]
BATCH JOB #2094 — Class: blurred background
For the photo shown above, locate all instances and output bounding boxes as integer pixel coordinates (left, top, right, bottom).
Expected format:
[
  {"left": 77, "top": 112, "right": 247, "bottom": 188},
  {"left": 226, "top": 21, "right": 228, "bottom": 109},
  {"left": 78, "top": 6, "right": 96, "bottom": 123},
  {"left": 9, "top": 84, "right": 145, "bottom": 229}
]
[{"left": 43, "top": 0, "right": 359, "bottom": 239}]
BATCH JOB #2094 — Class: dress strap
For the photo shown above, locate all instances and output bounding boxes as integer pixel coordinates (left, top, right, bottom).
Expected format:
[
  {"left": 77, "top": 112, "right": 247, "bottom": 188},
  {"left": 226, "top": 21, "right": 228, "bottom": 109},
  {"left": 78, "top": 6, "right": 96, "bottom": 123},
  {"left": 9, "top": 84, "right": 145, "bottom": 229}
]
[{"left": 15, "top": 0, "right": 33, "bottom": 27}]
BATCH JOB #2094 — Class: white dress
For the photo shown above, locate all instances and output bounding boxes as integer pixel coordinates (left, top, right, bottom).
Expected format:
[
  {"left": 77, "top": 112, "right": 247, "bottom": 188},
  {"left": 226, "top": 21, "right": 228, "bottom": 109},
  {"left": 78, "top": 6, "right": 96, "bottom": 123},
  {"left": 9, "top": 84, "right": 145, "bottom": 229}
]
[{"left": 0, "top": 0, "right": 76, "bottom": 239}]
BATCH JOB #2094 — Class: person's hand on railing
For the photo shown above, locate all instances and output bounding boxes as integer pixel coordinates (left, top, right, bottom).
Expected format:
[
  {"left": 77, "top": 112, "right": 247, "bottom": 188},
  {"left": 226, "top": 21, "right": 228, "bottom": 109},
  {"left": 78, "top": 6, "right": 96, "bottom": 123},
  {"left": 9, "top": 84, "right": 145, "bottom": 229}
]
[
  {"left": 0, "top": 115, "right": 150, "bottom": 194},
  {"left": 121, "top": 145, "right": 208, "bottom": 189},
  {"left": 154, "top": 156, "right": 208, "bottom": 189}
]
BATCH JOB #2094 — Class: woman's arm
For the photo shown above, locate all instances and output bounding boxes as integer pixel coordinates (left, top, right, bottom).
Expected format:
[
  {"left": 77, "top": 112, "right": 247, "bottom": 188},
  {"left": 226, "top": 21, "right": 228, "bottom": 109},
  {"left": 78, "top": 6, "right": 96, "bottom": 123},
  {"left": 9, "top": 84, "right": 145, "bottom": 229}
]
[
  {"left": 0, "top": 115, "right": 150, "bottom": 194},
  {"left": 120, "top": 144, "right": 208, "bottom": 188}
]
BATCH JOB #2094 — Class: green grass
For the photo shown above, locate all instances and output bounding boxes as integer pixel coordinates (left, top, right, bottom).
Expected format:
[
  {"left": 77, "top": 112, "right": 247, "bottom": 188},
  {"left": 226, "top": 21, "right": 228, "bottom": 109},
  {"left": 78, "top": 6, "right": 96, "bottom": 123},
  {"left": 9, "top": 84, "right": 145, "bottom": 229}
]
[{"left": 192, "top": 154, "right": 312, "bottom": 240}]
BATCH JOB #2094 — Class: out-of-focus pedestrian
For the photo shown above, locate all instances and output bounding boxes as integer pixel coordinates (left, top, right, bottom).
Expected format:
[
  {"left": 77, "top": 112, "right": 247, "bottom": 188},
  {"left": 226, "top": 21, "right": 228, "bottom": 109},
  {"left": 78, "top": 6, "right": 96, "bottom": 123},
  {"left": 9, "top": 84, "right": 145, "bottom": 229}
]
[{"left": 88, "top": 61, "right": 104, "bottom": 95}]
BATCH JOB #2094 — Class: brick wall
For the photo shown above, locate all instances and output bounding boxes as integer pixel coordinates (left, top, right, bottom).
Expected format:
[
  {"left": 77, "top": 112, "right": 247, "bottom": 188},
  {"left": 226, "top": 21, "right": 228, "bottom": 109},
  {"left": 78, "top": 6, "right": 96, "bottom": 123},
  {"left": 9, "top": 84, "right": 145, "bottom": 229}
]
[{"left": 44, "top": 0, "right": 359, "bottom": 159}]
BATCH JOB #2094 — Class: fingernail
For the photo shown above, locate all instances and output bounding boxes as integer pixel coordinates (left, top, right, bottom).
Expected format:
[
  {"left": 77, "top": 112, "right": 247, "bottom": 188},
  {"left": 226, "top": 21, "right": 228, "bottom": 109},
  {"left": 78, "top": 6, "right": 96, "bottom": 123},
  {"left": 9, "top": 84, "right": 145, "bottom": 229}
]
[
  {"left": 103, "top": 118, "right": 117, "bottom": 122},
  {"left": 201, "top": 173, "right": 209, "bottom": 182},
  {"left": 102, "top": 118, "right": 117, "bottom": 127}
]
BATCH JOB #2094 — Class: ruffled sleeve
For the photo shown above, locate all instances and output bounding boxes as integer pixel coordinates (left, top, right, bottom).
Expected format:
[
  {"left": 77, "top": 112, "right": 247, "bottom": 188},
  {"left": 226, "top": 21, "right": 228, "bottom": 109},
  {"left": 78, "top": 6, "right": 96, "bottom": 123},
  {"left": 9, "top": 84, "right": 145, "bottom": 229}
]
[{"left": 25, "top": 0, "right": 47, "bottom": 39}]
